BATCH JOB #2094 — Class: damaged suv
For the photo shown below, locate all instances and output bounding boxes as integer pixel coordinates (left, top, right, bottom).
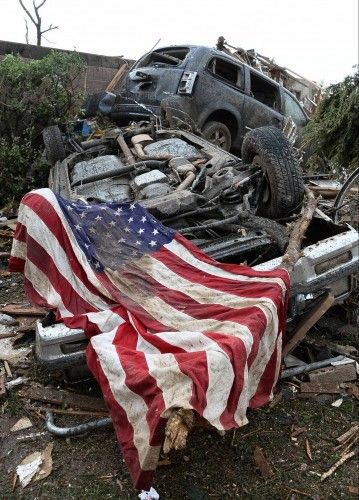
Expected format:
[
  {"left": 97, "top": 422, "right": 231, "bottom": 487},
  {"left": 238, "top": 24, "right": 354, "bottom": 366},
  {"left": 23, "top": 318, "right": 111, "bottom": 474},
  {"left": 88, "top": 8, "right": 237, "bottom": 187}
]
[
  {"left": 100, "top": 45, "right": 309, "bottom": 151},
  {"left": 37, "top": 123, "right": 359, "bottom": 380}
]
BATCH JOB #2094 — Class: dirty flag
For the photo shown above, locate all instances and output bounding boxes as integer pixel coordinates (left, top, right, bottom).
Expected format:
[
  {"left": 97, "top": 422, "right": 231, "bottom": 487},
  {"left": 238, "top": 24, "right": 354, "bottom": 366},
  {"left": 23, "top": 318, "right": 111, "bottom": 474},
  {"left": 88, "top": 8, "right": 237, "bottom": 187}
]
[{"left": 9, "top": 188, "right": 290, "bottom": 490}]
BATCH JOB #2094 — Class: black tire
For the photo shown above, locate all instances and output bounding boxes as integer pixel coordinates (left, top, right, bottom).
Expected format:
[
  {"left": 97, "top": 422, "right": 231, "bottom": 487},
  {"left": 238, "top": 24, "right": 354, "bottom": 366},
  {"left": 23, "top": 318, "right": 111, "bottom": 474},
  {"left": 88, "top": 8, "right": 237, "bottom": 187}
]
[
  {"left": 241, "top": 126, "right": 304, "bottom": 218},
  {"left": 202, "top": 121, "right": 232, "bottom": 151},
  {"left": 42, "top": 126, "right": 66, "bottom": 166}
]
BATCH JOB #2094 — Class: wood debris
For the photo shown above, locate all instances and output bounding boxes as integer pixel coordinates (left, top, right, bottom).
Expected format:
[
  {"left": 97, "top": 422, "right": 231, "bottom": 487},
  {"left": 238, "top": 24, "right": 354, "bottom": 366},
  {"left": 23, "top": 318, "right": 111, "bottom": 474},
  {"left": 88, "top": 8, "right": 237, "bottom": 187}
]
[
  {"left": 305, "top": 439, "right": 313, "bottom": 461},
  {"left": 163, "top": 408, "right": 194, "bottom": 454},
  {"left": 16, "top": 443, "right": 53, "bottom": 487},
  {"left": 299, "top": 382, "right": 341, "bottom": 394},
  {"left": 253, "top": 445, "right": 274, "bottom": 478},
  {"left": 19, "top": 384, "right": 107, "bottom": 412},
  {"left": 321, "top": 450, "right": 356, "bottom": 481},
  {"left": 0, "top": 303, "right": 46, "bottom": 317}
]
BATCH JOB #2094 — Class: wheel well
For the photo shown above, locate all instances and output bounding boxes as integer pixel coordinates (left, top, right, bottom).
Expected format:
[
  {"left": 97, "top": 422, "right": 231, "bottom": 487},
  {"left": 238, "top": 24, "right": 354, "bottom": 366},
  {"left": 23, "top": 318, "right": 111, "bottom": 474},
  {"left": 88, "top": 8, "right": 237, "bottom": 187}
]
[{"left": 203, "top": 110, "right": 238, "bottom": 140}]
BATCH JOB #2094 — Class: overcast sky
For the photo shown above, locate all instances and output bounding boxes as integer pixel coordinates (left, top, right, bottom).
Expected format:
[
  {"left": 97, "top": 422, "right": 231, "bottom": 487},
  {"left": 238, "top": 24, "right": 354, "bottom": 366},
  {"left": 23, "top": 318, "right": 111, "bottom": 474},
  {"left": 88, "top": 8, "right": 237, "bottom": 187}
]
[{"left": 1, "top": 0, "right": 358, "bottom": 85}]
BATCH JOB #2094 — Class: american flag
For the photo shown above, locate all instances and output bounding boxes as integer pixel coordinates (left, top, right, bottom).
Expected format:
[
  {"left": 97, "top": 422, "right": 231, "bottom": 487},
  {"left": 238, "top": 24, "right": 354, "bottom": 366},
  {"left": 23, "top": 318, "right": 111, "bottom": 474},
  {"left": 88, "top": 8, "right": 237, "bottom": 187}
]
[{"left": 9, "top": 188, "right": 290, "bottom": 490}]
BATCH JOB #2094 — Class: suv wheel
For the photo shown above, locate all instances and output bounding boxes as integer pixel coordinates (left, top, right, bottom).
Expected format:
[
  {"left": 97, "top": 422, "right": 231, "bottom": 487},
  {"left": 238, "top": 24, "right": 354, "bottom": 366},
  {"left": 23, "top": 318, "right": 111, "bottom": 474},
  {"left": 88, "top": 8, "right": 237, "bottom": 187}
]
[
  {"left": 241, "top": 126, "right": 304, "bottom": 219},
  {"left": 202, "top": 121, "right": 232, "bottom": 151},
  {"left": 42, "top": 126, "right": 66, "bottom": 166}
]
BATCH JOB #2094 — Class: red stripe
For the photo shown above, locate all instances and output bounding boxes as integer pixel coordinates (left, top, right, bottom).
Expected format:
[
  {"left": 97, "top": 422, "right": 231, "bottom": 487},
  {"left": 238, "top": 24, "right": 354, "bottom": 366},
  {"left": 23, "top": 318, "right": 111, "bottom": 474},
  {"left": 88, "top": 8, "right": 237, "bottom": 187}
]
[
  {"left": 24, "top": 233, "right": 98, "bottom": 316},
  {"left": 86, "top": 336, "right": 156, "bottom": 491},
  {"left": 8, "top": 255, "right": 25, "bottom": 273},
  {"left": 174, "top": 233, "right": 290, "bottom": 285},
  {"left": 155, "top": 243, "right": 287, "bottom": 304},
  {"left": 21, "top": 193, "right": 114, "bottom": 306}
]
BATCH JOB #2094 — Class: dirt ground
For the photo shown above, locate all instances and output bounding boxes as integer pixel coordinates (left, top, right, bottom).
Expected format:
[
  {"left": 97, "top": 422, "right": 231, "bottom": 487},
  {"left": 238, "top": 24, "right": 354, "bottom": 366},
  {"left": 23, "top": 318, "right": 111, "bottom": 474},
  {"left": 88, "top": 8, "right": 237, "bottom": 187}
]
[{"left": 0, "top": 249, "right": 358, "bottom": 500}]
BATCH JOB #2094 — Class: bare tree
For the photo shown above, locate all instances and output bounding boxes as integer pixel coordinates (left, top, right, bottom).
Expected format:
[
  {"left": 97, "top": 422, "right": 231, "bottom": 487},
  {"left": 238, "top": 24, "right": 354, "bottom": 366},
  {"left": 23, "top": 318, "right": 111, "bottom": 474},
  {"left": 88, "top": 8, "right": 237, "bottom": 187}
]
[{"left": 18, "top": 0, "right": 58, "bottom": 46}]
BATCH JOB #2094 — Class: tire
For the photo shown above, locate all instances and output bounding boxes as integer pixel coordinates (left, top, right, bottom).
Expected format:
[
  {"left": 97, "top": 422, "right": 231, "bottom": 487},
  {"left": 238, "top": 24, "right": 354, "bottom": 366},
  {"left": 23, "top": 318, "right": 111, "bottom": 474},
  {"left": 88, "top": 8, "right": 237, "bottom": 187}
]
[
  {"left": 241, "top": 126, "right": 304, "bottom": 218},
  {"left": 202, "top": 121, "right": 232, "bottom": 151},
  {"left": 42, "top": 126, "right": 66, "bottom": 166}
]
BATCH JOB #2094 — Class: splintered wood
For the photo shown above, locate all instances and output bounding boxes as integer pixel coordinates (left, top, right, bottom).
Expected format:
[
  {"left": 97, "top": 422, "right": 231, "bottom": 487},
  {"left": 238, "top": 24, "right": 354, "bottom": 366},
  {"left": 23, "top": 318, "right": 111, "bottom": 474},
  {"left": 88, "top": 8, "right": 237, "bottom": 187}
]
[{"left": 163, "top": 408, "right": 194, "bottom": 454}]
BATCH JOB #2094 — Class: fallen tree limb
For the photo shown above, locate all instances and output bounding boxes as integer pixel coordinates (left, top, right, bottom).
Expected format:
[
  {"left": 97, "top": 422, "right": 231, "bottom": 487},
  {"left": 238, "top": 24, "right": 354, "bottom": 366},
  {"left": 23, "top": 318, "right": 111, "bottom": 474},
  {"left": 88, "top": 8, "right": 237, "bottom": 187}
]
[
  {"left": 163, "top": 408, "right": 194, "bottom": 454},
  {"left": 281, "top": 187, "right": 318, "bottom": 273},
  {"left": 321, "top": 450, "right": 356, "bottom": 481}
]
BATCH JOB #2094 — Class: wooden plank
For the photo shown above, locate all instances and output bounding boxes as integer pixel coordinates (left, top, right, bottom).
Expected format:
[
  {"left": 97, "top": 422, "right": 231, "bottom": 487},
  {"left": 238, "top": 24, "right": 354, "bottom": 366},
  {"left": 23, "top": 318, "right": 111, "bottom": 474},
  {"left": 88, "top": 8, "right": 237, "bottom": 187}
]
[
  {"left": 0, "top": 304, "right": 46, "bottom": 317},
  {"left": 19, "top": 385, "right": 107, "bottom": 412},
  {"left": 283, "top": 292, "right": 334, "bottom": 357},
  {"left": 105, "top": 62, "right": 128, "bottom": 92},
  {"left": 0, "top": 374, "right": 6, "bottom": 400},
  {"left": 300, "top": 382, "right": 342, "bottom": 394}
]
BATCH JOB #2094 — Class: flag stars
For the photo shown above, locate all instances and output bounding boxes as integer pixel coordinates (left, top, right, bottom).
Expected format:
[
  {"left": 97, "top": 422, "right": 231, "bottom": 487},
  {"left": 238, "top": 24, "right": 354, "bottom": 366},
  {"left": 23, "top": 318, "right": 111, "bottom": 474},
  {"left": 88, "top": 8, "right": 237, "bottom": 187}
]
[
  {"left": 95, "top": 215, "right": 102, "bottom": 222},
  {"left": 138, "top": 228, "right": 144, "bottom": 235},
  {"left": 135, "top": 240, "right": 142, "bottom": 246},
  {"left": 128, "top": 217, "right": 134, "bottom": 223},
  {"left": 152, "top": 229, "right": 159, "bottom": 235},
  {"left": 115, "top": 207, "right": 123, "bottom": 216},
  {"left": 118, "top": 237, "right": 126, "bottom": 243},
  {"left": 141, "top": 216, "right": 147, "bottom": 223},
  {"left": 149, "top": 240, "right": 157, "bottom": 247},
  {"left": 89, "top": 227, "right": 96, "bottom": 234},
  {"left": 74, "top": 224, "right": 81, "bottom": 231},
  {"left": 109, "top": 221, "right": 116, "bottom": 226},
  {"left": 124, "top": 227, "right": 131, "bottom": 233},
  {"left": 80, "top": 212, "right": 86, "bottom": 219},
  {"left": 130, "top": 203, "right": 136, "bottom": 211},
  {"left": 94, "top": 261, "right": 101, "bottom": 269}
]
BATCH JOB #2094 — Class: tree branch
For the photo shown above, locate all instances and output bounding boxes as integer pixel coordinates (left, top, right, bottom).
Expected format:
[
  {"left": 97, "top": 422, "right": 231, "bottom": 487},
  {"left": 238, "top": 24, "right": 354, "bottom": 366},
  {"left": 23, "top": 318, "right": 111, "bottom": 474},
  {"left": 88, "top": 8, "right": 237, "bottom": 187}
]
[
  {"left": 41, "top": 24, "right": 58, "bottom": 35},
  {"left": 18, "top": 0, "right": 37, "bottom": 26}
]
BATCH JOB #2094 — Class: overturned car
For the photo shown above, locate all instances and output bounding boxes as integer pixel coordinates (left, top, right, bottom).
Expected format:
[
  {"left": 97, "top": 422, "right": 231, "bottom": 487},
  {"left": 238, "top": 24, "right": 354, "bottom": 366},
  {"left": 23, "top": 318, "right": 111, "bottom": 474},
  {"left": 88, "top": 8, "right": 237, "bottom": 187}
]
[{"left": 38, "top": 123, "right": 359, "bottom": 380}]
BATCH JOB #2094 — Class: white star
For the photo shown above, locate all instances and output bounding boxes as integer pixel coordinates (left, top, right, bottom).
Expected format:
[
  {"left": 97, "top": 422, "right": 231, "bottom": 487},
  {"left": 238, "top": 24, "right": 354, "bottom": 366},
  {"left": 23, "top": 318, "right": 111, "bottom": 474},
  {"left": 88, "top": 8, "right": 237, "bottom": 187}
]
[
  {"left": 138, "top": 228, "right": 144, "bottom": 234},
  {"left": 152, "top": 229, "right": 159, "bottom": 235},
  {"left": 118, "top": 237, "right": 125, "bottom": 243},
  {"left": 130, "top": 204, "right": 136, "bottom": 211},
  {"left": 89, "top": 227, "right": 96, "bottom": 234},
  {"left": 135, "top": 240, "right": 141, "bottom": 246},
  {"left": 106, "top": 232, "right": 111, "bottom": 238},
  {"left": 67, "top": 205, "right": 73, "bottom": 211},
  {"left": 128, "top": 217, "right": 134, "bottom": 223},
  {"left": 84, "top": 243, "right": 90, "bottom": 249},
  {"left": 109, "top": 221, "right": 116, "bottom": 226},
  {"left": 124, "top": 227, "right": 131, "bottom": 233},
  {"left": 80, "top": 212, "right": 86, "bottom": 219},
  {"left": 95, "top": 215, "right": 102, "bottom": 221},
  {"left": 141, "top": 216, "right": 147, "bottom": 223},
  {"left": 94, "top": 261, "right": 101, "bottom": 269},
  {"left": 115, "top": 207, "right": 123, "bottom": 216},
  {"left": 149, "top": 240, "right": 157, "bottom": 247},
  {"left": 100, "top": 206, "right": 107, "bottom": 210},
  {"left": 75, "top": 224, "right": 81, "bottom": 230}
]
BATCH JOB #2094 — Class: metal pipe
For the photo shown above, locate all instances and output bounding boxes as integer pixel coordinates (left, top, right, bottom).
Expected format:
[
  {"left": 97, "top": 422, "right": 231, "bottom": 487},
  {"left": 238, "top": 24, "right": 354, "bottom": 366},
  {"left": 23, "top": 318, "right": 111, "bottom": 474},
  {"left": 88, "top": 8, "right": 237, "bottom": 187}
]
[
  {"left": 179, "top": 214, "right": 240, "bottom": 234},
  {"left": 117, "top": 134, "right": 136, "bottom": 165},
  {"left": 280, "top": 355, "right": 345, "bottom": 379},
  {"left": 176, "top": 171, "right": 196, "bottom": 191},
  {"left": 46, "top": 411, "right": 112, "bottom": 437}
]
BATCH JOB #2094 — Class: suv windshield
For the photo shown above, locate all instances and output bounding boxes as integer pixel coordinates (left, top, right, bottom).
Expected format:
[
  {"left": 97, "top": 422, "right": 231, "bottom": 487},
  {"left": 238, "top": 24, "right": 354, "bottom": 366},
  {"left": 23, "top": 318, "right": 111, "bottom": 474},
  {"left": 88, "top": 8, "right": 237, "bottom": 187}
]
[{"left": 136, "top": 47, "right": 190, "bottom": 68}]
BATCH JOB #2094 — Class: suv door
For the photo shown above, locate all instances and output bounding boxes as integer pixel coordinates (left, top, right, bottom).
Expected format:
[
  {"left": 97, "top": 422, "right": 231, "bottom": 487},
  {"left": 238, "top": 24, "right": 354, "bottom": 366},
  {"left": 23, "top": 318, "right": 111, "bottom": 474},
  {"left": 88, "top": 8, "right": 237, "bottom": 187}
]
[
  {"left": 193, "top": 56, "right": 246, "bottom": 143},
  {"left": 282, "top": 90, "right": 309, "bottom": 128},
  {"left": 242, "top": 69, "right": 284, "bottom": 133}
]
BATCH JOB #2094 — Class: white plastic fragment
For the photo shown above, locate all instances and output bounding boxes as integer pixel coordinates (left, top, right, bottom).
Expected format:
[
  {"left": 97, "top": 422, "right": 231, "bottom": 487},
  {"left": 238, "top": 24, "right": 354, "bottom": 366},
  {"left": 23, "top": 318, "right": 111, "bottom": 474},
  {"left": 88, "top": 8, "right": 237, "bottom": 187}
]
[
  {"left": 331, "top": 397, "right": 343, "bottom": 407},
  {"left": 16, "top": 452, "right": 43, "bottom": 487},
  {"left": 138, "top": 487, "right": 160, "bottom": 499},
  {"left": 11, "top": 417, "right": 33, "bottom": 432}
]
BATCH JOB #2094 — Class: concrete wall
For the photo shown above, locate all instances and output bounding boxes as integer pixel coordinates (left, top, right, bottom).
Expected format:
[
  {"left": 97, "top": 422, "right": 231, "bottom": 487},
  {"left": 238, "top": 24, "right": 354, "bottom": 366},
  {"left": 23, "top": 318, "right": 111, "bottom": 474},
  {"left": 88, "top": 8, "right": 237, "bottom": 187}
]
[{"left": 0, "top": 40, "right": 134, "bottom": 94}]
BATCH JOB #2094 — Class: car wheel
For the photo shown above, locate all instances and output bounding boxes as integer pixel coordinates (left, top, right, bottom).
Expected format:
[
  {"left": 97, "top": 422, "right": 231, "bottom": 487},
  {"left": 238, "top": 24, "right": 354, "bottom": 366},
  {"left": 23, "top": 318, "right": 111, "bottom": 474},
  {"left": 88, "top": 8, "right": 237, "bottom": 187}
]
[
  {"left": 202, "top": 121, "right": 232, "bottom": 151},
  {"left": 241, "top": 126, "right": 304, "bottom": 219},
  {"left": 42, "top": 126, "right": 66, "bottom": 166}
]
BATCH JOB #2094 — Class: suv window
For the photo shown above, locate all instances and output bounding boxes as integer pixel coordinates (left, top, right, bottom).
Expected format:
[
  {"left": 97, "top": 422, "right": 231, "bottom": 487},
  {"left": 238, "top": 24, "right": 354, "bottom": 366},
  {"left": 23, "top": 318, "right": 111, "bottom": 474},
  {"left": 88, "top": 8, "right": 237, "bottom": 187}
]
[
  {"left": 208, "top": 58, "right": 243, "bottom": 89},
  {"left": 250, "top": 71, "right": 280, "bottom": 110},
  {"left": 283, "top": 92, "right": 307, "bottom": 127},
  {"left": 137, "top": 48, "right": 189, "bottom": 68}
]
